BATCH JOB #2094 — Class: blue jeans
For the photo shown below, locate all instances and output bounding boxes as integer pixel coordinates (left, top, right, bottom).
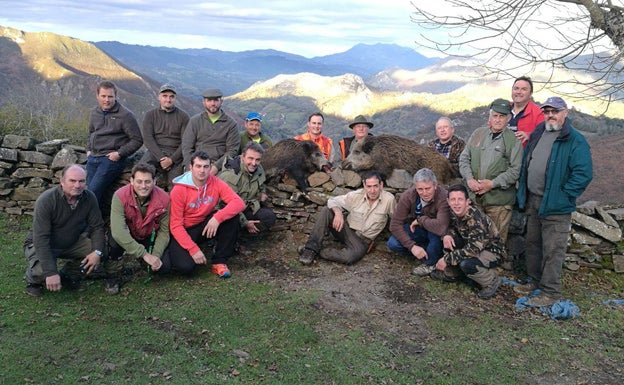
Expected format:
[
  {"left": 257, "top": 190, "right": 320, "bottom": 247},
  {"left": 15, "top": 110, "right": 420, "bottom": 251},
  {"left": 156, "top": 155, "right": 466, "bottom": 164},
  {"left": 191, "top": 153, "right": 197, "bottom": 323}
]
[
  {"left": 386, "top": 223, "right": 443, "bottom": 265},
  {"left": 86, "top": 155, "right": 127, "bottom": 208}
]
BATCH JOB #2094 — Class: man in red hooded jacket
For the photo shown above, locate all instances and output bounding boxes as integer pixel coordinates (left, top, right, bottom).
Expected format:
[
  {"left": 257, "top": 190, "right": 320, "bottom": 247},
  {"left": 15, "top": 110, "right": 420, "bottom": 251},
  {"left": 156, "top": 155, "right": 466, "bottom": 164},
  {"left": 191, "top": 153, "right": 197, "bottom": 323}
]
[{"left": 168, "top": 150, "right": 245, "bottom": 278}]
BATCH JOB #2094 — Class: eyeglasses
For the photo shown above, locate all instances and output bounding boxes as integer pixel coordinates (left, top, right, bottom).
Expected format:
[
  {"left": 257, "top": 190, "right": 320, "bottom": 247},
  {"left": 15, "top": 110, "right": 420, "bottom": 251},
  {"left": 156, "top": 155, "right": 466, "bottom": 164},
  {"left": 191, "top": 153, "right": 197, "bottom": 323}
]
[{"left": 542, "top": 109, "right": 562, "bottom": 115}]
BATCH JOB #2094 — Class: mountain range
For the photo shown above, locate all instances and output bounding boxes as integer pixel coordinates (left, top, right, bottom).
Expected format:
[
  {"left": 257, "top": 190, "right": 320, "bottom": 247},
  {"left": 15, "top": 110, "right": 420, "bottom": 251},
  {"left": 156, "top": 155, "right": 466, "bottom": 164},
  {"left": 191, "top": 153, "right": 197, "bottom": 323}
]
[
  {"left": 0, "top": 25, "right": 622, "bottom": 203},
  {"left": 94, "top": 41, "right": 435, "bottom": 98}
]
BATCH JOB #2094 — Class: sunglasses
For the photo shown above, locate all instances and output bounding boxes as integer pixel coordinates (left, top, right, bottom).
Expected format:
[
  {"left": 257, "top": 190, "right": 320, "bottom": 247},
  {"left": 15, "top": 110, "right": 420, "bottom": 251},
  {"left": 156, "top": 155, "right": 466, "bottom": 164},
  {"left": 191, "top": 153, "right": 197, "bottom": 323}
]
[{"left": 542, "top": 108, "right": 563, "bottom": 115}]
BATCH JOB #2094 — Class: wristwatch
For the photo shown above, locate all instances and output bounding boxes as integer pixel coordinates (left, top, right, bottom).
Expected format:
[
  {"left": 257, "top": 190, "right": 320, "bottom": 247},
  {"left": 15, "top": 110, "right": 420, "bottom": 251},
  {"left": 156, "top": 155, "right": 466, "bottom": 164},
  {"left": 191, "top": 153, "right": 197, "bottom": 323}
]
[{"left": 94, "top": 250, "right": 103, "bottom": 257}]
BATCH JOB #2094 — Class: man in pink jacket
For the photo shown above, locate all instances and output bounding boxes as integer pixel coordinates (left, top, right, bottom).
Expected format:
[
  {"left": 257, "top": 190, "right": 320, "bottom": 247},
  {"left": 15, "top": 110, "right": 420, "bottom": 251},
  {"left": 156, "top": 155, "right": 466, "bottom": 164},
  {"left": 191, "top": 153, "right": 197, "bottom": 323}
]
[{"left": 169, "top": 151, "right": 245, "bottom": 277}]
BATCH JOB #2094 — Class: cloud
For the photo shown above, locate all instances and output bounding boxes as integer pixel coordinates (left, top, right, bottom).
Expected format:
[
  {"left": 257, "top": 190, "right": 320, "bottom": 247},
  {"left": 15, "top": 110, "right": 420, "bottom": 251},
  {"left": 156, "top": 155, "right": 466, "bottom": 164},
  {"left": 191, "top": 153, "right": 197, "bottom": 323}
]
[{"left": 0, "top": 0, "right": 421, "bottom": 57}]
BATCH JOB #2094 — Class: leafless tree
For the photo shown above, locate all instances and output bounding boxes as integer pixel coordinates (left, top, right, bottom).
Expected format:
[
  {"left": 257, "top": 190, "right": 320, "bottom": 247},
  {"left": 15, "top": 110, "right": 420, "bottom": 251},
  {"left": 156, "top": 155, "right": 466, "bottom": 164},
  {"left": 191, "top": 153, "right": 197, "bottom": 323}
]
[{"left": 410, "top": 0, "right": 624, "bottom": 104}]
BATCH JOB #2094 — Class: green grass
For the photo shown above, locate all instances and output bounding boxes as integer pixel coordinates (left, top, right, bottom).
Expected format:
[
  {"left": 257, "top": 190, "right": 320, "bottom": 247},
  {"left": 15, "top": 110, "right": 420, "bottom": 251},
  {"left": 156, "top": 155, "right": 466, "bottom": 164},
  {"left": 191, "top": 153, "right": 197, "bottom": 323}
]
[
  {"left": 1, "top": 213, "right": 624, "bottom": 385},
  {"left": 0, "top": 214, "right": 415, "bottom": 384}
]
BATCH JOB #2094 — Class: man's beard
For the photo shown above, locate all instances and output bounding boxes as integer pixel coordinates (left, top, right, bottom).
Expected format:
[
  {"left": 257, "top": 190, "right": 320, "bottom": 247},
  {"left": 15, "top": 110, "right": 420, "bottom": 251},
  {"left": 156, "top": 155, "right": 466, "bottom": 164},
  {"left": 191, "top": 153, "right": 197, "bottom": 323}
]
[{"left": 545, "top": 122, "right": 561, "bottom": 131}]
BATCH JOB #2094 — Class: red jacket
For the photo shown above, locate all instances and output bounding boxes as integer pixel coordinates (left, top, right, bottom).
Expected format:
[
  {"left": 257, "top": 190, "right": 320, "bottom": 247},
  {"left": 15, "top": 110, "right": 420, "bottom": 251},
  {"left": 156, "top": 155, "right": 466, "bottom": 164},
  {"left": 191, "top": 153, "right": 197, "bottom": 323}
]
[
  {"left": 116, "top": 184, "right": 170, "bottom": 241},
  {"left": 169, "top": 171, "right": 245, "bottom": 256},
  {"left": 516, "top": 100, "right": 544, "bottom": 138}
]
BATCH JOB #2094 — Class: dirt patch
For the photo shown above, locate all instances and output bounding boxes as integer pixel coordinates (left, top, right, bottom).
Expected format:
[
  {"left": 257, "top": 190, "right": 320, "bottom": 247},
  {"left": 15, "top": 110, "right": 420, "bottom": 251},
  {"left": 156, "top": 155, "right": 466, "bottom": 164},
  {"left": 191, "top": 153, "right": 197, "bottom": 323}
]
[{"left": 229, "top": 230, "right": 623, "bottom": 384}]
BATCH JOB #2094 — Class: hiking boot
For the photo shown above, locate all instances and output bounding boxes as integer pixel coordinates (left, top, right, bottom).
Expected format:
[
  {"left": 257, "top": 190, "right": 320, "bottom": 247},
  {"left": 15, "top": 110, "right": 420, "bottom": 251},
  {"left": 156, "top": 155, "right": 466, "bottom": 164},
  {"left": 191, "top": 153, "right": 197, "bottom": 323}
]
[
  {"left": 477, "top": 276, "right": 502, "bottom": 299},
  {"left": 430, "top": 269, "right": 460, "bottom": 283},
  {"left": 104, "top": 278, "right": 120, "bottom": 295},
  {"left": 25, "top": 283, "right": 43, "bottom": 297},
  {"left": 526, "top": 292, "right": 559, "bottom": 307},
  {"left": 211, "top": 263, "right": 231, "bottom": 278},
  {"left": 299, "top": 248, "right": 316, "bottom": 266},
  {"left": 513, "top": 281, "right": 538, "bottom": 295},
  {"left": 412, "top": 264, "right": 435, "bottom": 277}
]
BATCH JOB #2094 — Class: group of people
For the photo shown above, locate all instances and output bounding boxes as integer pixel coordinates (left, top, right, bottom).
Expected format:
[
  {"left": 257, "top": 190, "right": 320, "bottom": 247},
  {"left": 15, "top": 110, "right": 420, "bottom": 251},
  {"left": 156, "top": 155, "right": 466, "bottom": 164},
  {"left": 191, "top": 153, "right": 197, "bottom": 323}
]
[
  {"left": 297, "top": 76, "right": 593, "bottom": 305},
  {"left": 24, "top": 81, "right": 277, "bottom": 297},
  {"left": 24, "top": 76, "right": 593, "bottom": 307}
]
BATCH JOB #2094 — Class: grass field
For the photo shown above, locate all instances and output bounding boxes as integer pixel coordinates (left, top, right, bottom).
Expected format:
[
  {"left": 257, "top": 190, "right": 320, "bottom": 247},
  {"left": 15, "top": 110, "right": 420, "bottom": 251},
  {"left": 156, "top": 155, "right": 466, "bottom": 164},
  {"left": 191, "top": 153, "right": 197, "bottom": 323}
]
[{"left": 1, "top": 213, "right": 623, "bottom": 385}]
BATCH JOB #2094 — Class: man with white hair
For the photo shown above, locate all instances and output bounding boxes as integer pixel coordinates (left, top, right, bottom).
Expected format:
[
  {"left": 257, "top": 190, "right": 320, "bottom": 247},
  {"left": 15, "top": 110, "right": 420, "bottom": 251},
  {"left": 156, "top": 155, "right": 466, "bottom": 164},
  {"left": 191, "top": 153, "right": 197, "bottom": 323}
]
[
  {"left": 428, "top": 116, "right": 465, "bottom": 178},
  {"left": 459, "top": 98, "right": 522, "bottom": 249}
]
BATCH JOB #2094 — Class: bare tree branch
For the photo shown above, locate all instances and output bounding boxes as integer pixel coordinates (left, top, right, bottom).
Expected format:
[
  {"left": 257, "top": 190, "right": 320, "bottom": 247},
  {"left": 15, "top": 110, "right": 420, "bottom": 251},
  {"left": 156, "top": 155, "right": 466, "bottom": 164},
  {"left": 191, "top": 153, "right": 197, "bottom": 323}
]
[{"left": 410, "top": 0, "right": 624, "bottom": 105}]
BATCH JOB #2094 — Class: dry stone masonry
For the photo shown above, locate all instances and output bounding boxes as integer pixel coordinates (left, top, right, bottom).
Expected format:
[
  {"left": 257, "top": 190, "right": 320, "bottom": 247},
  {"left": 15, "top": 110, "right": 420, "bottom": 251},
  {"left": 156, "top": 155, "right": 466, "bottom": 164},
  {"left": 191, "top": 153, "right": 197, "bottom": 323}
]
[{"left": 0, "top": 134, "right": 622, "bottom": 272}]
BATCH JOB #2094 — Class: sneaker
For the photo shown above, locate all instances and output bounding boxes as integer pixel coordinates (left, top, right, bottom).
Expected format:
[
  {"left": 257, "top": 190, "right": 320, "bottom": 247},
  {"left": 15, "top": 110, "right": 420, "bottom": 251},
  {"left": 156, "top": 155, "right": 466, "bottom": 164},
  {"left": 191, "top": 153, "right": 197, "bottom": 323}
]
[
  {"left": 25, "top": 283, "right": 43, "bottom": 297},
  {"left": 299, "top": 248, "right": 316, "bottom": 266},
  {"left": 477, "top": 276, "right": 502, "bottom": 299},
  {"left": 513, "top": 281, "right": 538, "bottom": 295},
  {"left": 430, "top": 269, "right": 460, "bottom": 283},
  {"left": 104, "top": 278, "right": 120, "bottom": 295},
  {"left": 211, "top": 263, "right": 231, "bottom": 278},
  {"left": 411, "top": 264, "right": 435, "bottom": 277},
  {"left": 526, "top": 292, "right": 559, "bottom": 307}
]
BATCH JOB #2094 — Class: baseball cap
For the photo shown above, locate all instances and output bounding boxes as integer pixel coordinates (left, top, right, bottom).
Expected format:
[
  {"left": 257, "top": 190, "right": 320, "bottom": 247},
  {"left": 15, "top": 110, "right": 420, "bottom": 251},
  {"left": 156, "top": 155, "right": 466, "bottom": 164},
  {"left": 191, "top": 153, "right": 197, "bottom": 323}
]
[
  {"left": 245, "top": 112, "right": 262, "bottom": 122},
  {"left": 202, "top": 89, "right": 223, "bottom": 98},
  {"left": 159, "top": 84, "right": 176, "bottom": 94},
  {"left": 490, "top": 98, "right": 512, "bottom": 114},
  {"left": 541, "top": 97, "right": 567, "bottom": 110}
]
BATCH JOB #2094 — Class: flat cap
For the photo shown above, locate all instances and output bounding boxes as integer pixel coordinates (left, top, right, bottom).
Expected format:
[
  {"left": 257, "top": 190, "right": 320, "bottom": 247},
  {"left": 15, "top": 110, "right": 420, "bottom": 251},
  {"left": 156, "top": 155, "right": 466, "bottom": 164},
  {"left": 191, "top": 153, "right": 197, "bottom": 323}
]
[
  {"left": 202, "top": 88, "right": 223, "bottom": 98},
  {"left": 490, "top": 98, "right": 512, "bottom": 115}
]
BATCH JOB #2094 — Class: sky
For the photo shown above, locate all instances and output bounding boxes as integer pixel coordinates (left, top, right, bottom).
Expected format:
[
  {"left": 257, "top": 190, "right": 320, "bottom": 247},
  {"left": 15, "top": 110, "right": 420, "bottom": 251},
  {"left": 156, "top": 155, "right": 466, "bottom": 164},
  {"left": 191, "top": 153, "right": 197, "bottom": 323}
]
[{"left": 0, "top": 0, "right": 427, "bottom": 58}]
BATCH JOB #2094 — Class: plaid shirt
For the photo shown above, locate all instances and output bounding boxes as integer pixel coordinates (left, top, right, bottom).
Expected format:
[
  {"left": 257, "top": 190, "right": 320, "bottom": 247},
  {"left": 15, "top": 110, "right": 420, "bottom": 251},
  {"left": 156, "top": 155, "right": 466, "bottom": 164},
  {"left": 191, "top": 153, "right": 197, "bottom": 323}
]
[{"left": 428, "top": 135, "right": 466, "bottom": 178}]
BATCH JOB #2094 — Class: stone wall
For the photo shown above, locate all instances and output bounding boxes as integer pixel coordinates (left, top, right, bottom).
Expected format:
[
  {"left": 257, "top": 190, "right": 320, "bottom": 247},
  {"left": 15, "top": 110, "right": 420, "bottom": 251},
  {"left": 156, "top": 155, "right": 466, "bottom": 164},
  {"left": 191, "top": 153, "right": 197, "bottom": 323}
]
[
  {"left": 0, "top": 135, "right": 91, "bottom": 215},
  {"left": 1, "top": 133, "right": 622, "bottom": 272}
]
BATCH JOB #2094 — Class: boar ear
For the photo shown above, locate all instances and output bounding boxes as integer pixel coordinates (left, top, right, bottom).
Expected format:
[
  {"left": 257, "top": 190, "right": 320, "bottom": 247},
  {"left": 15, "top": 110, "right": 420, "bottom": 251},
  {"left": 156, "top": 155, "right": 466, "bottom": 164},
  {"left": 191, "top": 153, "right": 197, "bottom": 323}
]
[{"left": 362, "top": 139, "right": 375, "bottom": 153}]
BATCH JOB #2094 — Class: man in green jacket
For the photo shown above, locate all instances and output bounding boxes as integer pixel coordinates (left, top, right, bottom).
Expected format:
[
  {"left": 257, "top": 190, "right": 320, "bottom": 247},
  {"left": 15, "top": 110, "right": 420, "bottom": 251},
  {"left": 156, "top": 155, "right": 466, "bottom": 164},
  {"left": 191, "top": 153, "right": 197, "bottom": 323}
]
[
  {"left": 459, "top": 98, "right": 522, "bottom": 248},
  {"left": 514, "top": 96, "right": 592, "bottom": 306},
  {"left": 239, "top": 112, "right": 273, "bottom": 153},
  {"left": 218, "top": 142, "right": 276, "bottom": 235}
]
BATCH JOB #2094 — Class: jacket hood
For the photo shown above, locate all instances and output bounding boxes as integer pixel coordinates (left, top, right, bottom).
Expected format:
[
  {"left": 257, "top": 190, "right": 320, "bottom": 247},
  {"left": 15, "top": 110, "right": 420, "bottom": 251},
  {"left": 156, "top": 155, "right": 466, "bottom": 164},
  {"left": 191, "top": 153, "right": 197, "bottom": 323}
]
[{"left": 172, "top": 170, "right": 203, "bottom": 188}]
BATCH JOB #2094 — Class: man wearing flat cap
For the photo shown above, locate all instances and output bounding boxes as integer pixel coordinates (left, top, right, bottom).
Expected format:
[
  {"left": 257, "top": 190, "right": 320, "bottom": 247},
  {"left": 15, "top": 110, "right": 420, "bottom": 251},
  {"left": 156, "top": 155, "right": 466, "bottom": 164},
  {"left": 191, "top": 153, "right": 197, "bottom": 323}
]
[
  {"left": 239, "top": 112, "right": 273, "bottom": 153},
  {"left": 141, "top": 84, "right": 190, "bottom": 190},
  {"left": 459, "top": 98, "right": 522, "bottom": 260},
  {"left": 514, "top": 96, "right": 592, "bottom": 307},
  {"left": 339, "top": 115, "right": 374, "bottom": 160},
  {"left": 181, "top": 88, "right": 240, "bottom": 174}
]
